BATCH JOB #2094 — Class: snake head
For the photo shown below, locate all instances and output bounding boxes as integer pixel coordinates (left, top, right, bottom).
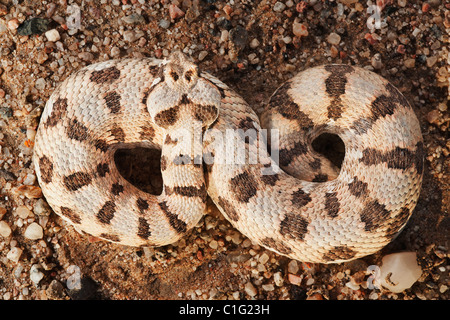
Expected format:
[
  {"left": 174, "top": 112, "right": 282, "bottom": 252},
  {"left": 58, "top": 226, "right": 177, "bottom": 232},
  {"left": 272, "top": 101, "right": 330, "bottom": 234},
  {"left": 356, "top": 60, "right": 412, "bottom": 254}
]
[{"left": 147, "top": 51, "right": 221, "bottom": 130}]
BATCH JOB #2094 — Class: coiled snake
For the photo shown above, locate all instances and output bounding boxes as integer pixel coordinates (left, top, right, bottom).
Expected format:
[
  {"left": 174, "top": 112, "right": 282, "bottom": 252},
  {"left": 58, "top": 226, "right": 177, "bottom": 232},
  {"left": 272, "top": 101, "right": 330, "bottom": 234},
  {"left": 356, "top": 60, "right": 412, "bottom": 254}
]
[{"left": 33, "top": 52, "right": 423, "bottom": 263}]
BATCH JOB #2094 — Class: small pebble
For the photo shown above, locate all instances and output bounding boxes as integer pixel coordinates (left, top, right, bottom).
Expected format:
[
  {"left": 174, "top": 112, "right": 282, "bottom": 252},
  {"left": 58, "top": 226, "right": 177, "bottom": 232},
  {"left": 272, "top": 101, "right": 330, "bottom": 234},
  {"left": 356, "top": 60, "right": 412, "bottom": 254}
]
[
  {"left": 35, "top": 78, "right": 46, "bottom": 91},
  {"left": 198, "top": 51, "right": 208, "bottom": 61},
  {"left": 24, "top": 222, "right": 44, "bottom": 240},
  {"left": 110, "top": 47, "right": 121, "bottom": 57},
  {"left": 259, "top": 253, "right": 269, "bottom": 264},
  {"left": 379, "top": 252, "right": 422, "bottom": 293},
  {"left": 33, "top": 199, "right": 51, "bottom": 216},
  {"left": 426, "top": 110, "right": 440, "bottom": 124},
  {"left": 45, "top": 29, "right": 60, "bottom": 42},
  {"left": 262, "top": 283, "right": 274, "bottom": 291},
  {"left": 249, "top": 38, "right": 260, "bottom": 49},
  {"left": 169, "top": 4, "right": 184, "bottom": 20},
  {"left": 30, "top": 264, "right": 45, "bottom": 285},
  {"left": 16, "top": 206, "right": 32, "bottom": 219},
  {"left": 0, "top": 220, "right": 12, "bottom": 237},
  {"left": 426, "top": 56, "right": 437, "bottom": 68},
  {"left": 371, "top": 53, "right": 383, "bottom": 69},
  {"left": 8, "top": 18, "right": 19, "bottom": 30},
  {"left": 287, "top": 260, "right": 299, "bottom": 273},
  {"left": 159, "top": 19, "right": 170, "bottom": 29},
  {"left": 229, "top": 25, "right": 248, "bottom": 51},
  {"left": 345, "top": 281, "right": 360, "bottom": 290},
  {"left": 7, "top": 247, "right": 23, "bottom": 263},
  {"left": 15, "top": 185, "right": 43, "bottom": 199},
  {"left": 23, "top": 174, "right": 36, "bottom": 186},
  {"left": 273, "top": 2, "right": 286, "bottom": 12},
  {"left": 244, "top": 282, "right": 257, "bottom": 297},
  {"left": 327, "top": 32, "right": 341, "bottom": 45},
  {"left": 122, "top": 13, "right": 145, "bottom": 24},
  {"left": 273, "top": 272, "right": 284, "bottom": 286},
  {"left": 0, "top": 4, "right": 7, "bottom": 16},
  {"left": 36, "top": 51, "right": 49, "bottom": 64},
  {"left": 292, "top": 21, "right": 308, "bottom": 37},
  {"left": 209, "top": 240, "right": 218, "bottom": 249},
  {"left": 78, "top": 52, "right": 94, "bottom": 62},
  {"left": 306, "top": 293, "right": 324, "bottom": 300},
  {"left": 404, "top": 58, "right": 416, "bottom": 68},
  {"left": 288, "top": 273, "right": 302, "bottom": 285},
  {"left": 46, "top": 280, "right": 66, "bottom": 300},
  {"left": 123, "top": 30, "right": 144, "bottom": 43}
]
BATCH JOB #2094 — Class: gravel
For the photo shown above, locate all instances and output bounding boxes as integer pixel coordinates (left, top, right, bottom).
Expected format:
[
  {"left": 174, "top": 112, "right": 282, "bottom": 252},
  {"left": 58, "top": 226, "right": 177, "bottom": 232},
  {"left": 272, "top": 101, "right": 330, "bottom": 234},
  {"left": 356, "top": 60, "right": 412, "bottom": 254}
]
[{"left": 0, "top": 0, "right": 447, "bottom": 301}]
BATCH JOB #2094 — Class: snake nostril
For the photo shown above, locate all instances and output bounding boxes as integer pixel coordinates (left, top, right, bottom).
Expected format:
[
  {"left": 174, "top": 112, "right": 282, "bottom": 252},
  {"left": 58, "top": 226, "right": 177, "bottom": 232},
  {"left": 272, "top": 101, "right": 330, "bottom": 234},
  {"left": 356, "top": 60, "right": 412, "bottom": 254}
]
[{"left": 114, "top": 147, "right": 163, "bottom": 195}]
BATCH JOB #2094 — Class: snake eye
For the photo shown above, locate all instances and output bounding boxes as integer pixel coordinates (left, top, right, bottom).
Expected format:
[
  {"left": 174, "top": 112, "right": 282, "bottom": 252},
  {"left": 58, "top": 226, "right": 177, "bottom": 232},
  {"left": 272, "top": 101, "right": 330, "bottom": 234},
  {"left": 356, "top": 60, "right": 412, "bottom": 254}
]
[
  {"left": 184, "top": 70, "right": 193, "bottom": 82},
  {"left": 170, "top": 71, "right": 179, "bottom": 81}
]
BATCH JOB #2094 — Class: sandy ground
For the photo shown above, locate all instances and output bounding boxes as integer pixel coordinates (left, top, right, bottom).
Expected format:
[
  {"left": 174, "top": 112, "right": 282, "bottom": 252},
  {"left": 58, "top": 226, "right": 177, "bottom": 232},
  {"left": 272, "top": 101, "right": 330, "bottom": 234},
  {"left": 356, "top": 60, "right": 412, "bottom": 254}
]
[{"left": 0, "top": 0, "right": 448, "bottom": 300}]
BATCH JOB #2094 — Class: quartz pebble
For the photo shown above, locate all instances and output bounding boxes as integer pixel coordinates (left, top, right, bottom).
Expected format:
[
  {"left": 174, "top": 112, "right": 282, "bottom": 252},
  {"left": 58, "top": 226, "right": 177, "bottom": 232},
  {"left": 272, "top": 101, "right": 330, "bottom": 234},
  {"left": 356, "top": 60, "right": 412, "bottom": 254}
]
[
  {"left": 379, "top": 252, "right": 422, "bottom": 293},
  {"left": 273, "top": 272, "right": 284, "bottom": 286},
  {"left": 287, "top": 260, "right": 299, "bottom": 273},
  {"left": 159, "top": 19, "right": 170, "bottom": 29},
  {"left": 273, "top": 2, "right": 286, "bottom": 12},
  {"left": 8, "top": 18, "right": 19, "bottom": 30},
  {"left": 327, "top": 32, "right": 341, "bottom": 45},
  {"left": 7, "top": 247, "right": 23, "bottom": 263},
  {"left": 244, "top": 281, "right": 257, "bottom": 296},
  {"left": 78, "top": 52, "right": 94, "bottom": 62},
  {"left": 288, "top": 273, "right": 302, "bottom": 285},
  {"left": 45, "top": 29, "right": 60, "bottom": 42},
  {"left": 30, "top": 264, "right": 45, "bottom": 285},
  {"left": 198, "top": 51, "right": 208, "bottom": 61},
  {"left": 292, "top": 21, "right": 308, "bottom": 37},
  {"left": 24, "top": 222, "right": 44, "bottom": 240},
  {"left": 35, "top": 78, "right": 46, "bottom": 91},
  {"left": 169, "top": 4, "right": 184, "bottom": 20},
  {"left": 16, "top": 206, "right": 32, "bottom": 219}
]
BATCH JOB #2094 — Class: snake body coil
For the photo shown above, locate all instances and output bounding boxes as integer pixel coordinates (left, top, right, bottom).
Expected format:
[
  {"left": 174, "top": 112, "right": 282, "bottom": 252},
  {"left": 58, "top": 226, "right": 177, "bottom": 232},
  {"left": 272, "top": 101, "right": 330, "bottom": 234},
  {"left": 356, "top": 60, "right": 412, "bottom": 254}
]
[{"left": 33, "top": 52, "right": 423, "bottom": 263}]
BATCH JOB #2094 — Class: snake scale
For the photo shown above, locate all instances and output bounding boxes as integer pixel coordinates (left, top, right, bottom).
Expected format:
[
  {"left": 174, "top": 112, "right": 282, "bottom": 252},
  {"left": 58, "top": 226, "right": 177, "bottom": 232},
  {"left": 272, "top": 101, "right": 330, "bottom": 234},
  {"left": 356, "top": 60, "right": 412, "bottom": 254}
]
[{"left": 33, "top": 52, "right": 423, "bottom": 263}]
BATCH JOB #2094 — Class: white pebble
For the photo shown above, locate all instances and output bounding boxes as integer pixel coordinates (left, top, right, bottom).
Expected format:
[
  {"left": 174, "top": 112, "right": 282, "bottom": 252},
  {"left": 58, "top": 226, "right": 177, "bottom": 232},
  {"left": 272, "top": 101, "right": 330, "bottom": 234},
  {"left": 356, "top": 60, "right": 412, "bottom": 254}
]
[
  {"left": 0, "top": 220, "right": 12, "bottom": 237},
  {"left": 345, "top": 281, "right": 360, "bottom": 290},
  {"left": 45, "top": 29, "right": 61, "bottom": 42},
  {"left": 379, "top": 252, "right": 422, "bottom": 293},
  {"left": 198, "top": 51, "right": 208, "bottom": 61},
  {"left": 23, "top": 173, "right": 36, "bottom": 185},
  {"left": 262, "top": 284, "right": 274, "bottom": 291},
  {"left": 24, "top": 222, "right": 43, "bottom": 240},
  {"left": 287, "top": 260, "right": 299, "bottom": 274},
  {"left": 327, "top": 32, "right": 341, "bottom": 45},
  {"left": 78, "top": 52, "right": 94, "bottom": 62},
  {"left": 30, "top": 264, "right": 44, "bottom": 285},
  {"left": 110, "top": 47, "right": 121, "bottom": 57},
  {"left": 259, "top": 252, "right": 269, "bottom": 264},
  {"left": 244, "top": 282, "right": 257, "bottom": 297},
  {"left": 273, "top": 2, "right": 286, "bottom": 12},
  {"left": 249, "top": 38, "right": 260, "bottom": 49},
  {"left": 273, "top": 272, "right": 284, "bottom": 286},
  {"left": 16, "top": 206, "right": 32, "bottom": 219},
  {"left": 35, "top": 78, "right": 46, "bottom": 91},
  {"left": 209, "top": 240, "right": 218, "bottom": 249},
  {"left": 7, "top": 247, "right": 23, "bottom": 263},
  {"left": 293, "top": 21, "right": 308, "bottom": 37}
]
